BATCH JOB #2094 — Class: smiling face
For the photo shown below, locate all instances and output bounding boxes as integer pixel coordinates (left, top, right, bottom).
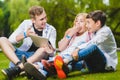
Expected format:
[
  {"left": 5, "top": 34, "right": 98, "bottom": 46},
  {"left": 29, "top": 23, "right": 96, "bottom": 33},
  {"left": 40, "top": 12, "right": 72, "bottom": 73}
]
[
  {"left": 86, "top": 18, "right": 101, "bottom": 33},
  {"left": 29, "top": 6, "right": 47, "bottom": 31},
  {"left": 86, "top": 10, "right": 106, "bottom": 33},
  {"left": 32, "top": 10, "right": 47, "bottom": 31}
]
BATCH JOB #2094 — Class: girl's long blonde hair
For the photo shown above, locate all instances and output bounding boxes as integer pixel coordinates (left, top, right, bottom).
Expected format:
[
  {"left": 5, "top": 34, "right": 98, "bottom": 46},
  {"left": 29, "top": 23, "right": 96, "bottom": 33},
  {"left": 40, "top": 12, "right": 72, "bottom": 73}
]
[{"left": 73, "top": 13, "right": 88, "bottom": 27}]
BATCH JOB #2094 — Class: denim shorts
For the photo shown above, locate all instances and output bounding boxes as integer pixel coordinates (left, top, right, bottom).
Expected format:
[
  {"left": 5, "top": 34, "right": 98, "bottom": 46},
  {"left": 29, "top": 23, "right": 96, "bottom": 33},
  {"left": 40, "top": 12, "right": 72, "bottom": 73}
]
[{"left": 15, "top": 48, "right": 34, "bottom": 60}]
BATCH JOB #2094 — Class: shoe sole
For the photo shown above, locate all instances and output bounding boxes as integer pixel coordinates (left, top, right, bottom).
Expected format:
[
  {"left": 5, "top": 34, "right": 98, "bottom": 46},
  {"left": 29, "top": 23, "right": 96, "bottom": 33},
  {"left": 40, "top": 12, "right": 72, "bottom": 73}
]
[
  {"left": 24, "top": 62, "right": 46, "bottom": 80},
  {"left": 54, "top": 55, "right": 66, "bottom": 79}
]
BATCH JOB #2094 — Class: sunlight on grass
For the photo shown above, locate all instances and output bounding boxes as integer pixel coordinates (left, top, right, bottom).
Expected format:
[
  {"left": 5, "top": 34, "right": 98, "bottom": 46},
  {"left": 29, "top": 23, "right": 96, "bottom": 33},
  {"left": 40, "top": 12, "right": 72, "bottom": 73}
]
[{"left": 0, "top": 51, "right": 120, "bottom": 80}]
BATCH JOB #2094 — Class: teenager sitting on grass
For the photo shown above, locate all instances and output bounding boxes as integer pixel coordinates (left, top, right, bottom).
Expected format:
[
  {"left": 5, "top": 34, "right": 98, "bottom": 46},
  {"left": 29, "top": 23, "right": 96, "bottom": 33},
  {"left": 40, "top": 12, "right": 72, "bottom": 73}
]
[
  {"left": 55, "top": 10, "right": 118, "bottom": 79},
  {"left": 0, "top": 5, "right": 56, "bottom": 80},
  {"left": 23, "top": 13, "right": 89, "bottom": 80}
]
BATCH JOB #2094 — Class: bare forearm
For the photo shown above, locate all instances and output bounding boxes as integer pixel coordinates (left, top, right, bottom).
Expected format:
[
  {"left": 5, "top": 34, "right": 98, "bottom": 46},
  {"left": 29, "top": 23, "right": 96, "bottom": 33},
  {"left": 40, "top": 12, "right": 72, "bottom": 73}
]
[
  {"left": 58, "top": 28, "right": 75, "bottom": 51},
  {"left": 58, "top": 37, "right": 71, "bottom": 51},
  {"left": 16, "top": 33, "right": 25, "bottom": 42}
]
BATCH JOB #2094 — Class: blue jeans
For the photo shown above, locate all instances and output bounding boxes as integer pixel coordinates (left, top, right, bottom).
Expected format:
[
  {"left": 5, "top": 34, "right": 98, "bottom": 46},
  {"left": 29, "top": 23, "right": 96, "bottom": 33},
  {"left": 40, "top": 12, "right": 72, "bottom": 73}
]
[
  {"left": 75, "top": 44, "right": 106, "bottom": 72},
  {"left": 72, "top": 60, "right": 85, "bottom": 71}
]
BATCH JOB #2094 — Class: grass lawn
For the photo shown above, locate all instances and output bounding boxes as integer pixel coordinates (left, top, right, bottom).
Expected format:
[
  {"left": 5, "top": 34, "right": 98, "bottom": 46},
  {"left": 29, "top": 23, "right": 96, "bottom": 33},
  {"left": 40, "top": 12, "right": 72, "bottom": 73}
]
[{"left": 0, "top": 51, "right": 120, "bottom": 80}]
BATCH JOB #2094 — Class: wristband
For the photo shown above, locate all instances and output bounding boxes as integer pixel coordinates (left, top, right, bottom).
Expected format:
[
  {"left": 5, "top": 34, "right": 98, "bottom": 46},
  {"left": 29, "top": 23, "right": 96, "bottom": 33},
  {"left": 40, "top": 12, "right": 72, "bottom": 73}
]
[
  {"left": 24, "top": 32, "right": 27, "bottom": 38},
  {"left": 66, "top": 35, "right": 71, "bottom": 40}
]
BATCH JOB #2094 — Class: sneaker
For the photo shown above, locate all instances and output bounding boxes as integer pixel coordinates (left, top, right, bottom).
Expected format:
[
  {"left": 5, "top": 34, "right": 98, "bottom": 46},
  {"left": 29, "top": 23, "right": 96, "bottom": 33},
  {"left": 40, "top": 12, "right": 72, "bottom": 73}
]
[
  {"left": 24, "top": 62, "right": 46, "bottom": 80},
  {"left": 1, "top": 66, "right": 21, "bottom": 80},
  {"left": 41, "top": 59, "right": 57, "bottom": 76},
  {"left": 54, "top": 55, "right": 69, "bottom": 79}
]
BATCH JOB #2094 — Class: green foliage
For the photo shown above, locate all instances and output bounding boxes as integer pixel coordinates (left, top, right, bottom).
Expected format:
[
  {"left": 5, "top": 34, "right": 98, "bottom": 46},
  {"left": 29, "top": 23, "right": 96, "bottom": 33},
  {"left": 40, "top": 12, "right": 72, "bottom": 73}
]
[
  {"left": 39, "top": 0, "right": 77, "bottom": 42},
  {"left": 0, "top": 0, "right": 120, "bottom": 46},
  {"left": 8, "top": 0, "right": 39, "bottom": 31},
  {"left": 0, "top": 8, "right": 4, "bottom": 29}
]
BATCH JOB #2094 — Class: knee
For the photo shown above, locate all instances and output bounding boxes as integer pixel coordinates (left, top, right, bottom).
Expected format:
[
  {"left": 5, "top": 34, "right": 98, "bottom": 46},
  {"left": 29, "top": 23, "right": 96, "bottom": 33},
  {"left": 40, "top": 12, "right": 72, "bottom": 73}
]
[{"left": 88, "top": 44, "right": 98, "bottom": 49}]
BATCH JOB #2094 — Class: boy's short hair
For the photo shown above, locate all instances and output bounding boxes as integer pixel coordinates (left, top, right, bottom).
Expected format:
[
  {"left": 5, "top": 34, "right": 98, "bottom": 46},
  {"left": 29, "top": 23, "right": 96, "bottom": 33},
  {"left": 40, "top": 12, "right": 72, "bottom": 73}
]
[
  {"left": 86, "top": 10, "right": 106, "bottom": 27},
  {"left": 29, "top": 6, "right": 44, "bottom": 19}
]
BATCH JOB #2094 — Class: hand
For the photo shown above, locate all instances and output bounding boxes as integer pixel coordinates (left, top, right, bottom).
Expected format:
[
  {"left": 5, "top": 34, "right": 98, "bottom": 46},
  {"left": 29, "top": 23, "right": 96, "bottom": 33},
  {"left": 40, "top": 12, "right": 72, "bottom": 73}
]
[
  {"left": 43, "top": 43, "right": 55, "bottom": 54},
  {"left": 68, "top": 27, "right": 81, "bottom": 36},
  {"left": 73, "top": 26, "right": 82, "bottom": 33},
  {"left": 71, "top": 48, "right": 79, "bottom": 61},
  {"left": 26, "top": 27, "right": 37, "bottom": 37}
]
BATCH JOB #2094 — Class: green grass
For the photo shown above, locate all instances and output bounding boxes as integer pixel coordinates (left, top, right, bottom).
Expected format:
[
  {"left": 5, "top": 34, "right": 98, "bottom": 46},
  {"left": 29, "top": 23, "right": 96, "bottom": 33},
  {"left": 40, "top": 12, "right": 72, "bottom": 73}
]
[{"left": 0, "top": 51, "right": 120, "bottom": 80}]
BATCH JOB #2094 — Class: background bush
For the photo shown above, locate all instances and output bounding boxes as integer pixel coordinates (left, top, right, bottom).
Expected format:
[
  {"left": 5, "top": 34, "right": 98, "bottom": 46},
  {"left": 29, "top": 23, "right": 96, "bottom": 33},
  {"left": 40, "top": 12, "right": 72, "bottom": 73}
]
[{"left": 0, "top": 0, "right": 120, "bottom": 47}]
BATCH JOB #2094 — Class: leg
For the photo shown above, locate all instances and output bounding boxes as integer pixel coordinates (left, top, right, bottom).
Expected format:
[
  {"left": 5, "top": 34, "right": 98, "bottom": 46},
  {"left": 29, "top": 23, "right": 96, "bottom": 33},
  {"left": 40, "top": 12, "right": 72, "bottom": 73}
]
[
  {"left": 14, "top": 47, "right": 49, "bottom": 69},
  {"left": 0, "top": 37, "right": 20, "bottom": 64},
  {"left": 77, "top": 44, "right": 106, "bottom": 72},
  {"left": 0, "top": 37, "right": 48, "bottom": 65},
  {"left": 27, "top": 48, "right": 49, "bottom": 63},
  {"left": 0, "top": 37, "right": 25, "bottom": 79},
  {"left": 1, "top": 47, "right": 48, "bottom": 80},
  {"left": 0, "top": 37, "right": 49, "bottom": 79},
  {"left": 72, "top": 60, "right": 86, "bottom": 71}
]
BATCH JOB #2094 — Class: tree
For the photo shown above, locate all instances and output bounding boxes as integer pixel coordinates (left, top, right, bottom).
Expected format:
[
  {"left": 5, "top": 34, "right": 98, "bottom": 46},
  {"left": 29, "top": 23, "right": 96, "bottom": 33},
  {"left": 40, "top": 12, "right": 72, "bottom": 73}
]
[{"left": 0, "top": 0, "right": 120, "bottom": 47}]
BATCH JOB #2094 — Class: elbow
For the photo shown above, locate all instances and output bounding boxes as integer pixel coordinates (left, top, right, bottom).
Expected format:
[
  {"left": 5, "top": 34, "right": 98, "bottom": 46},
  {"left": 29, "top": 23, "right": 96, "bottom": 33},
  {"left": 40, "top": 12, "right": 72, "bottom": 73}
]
[{"left": 9, "top": 37, "right": 17, "bottom": 44}]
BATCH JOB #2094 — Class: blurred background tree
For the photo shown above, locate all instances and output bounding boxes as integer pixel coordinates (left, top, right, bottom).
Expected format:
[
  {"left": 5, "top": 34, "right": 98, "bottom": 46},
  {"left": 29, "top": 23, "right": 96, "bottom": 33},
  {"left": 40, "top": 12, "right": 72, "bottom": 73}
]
[{"left": 0, "top": 0, "right": 120, "bottom": 47}]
